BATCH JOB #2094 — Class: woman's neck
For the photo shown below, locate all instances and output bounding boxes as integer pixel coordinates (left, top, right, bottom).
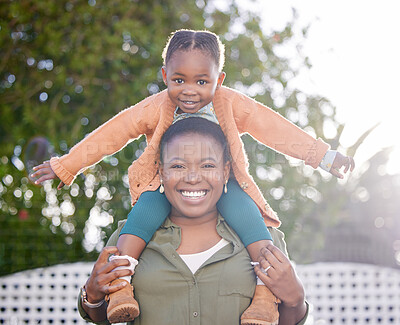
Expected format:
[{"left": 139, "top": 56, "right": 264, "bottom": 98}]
[
  {"left": 171, "top": 212, "right": 222, "bottom": 254},
  {"left": 169, "top": 209, "right": 219, "bottom": 228}
]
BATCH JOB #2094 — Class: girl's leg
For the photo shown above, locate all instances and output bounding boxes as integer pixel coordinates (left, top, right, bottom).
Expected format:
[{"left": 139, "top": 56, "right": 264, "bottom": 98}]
[
  {"left": 217, "top": 179, "right": 279, "bottom": 325},
  {"left": 117, "top": 190, "right": 171, "bottom": 258},
  {"left": 107, "top": 190, "right": 171, "bottom": 323},
  {"left": 217, "top": 179, "right": 273, "bottom": 261}
]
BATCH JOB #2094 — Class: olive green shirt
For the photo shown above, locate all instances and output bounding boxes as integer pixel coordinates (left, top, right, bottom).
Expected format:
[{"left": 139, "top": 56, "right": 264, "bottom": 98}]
[{"left": 78, "top": 216, "right": 308, "bottom": 324}]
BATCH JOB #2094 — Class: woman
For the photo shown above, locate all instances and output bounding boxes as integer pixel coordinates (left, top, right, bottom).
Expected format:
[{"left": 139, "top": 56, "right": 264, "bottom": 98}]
[{"left": 78, "top": 118, "right": 308, "bottom": 324}]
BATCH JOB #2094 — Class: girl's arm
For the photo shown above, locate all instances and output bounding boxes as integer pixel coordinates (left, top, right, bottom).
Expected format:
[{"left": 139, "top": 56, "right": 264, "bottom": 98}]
[
  {"left": 230, "top": 89, "right": 329, "bottom": 169},
  {"left": 236, "top": 93, "right": 356, "bottom": 177},
  {"left": 31, "top": 94, "right": 160, "bottom": 186}
]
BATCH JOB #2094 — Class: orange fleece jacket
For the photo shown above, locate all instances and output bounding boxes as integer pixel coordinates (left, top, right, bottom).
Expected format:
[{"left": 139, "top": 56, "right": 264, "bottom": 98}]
[{"left": 50, "top": 86, "right": 329, "bottom": 227}]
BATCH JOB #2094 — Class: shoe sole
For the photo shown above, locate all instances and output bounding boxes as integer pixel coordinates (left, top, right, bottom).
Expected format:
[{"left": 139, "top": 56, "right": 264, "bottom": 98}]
[
  {"left": 108, "top": 303, "right": 140, "bottom": 323},
  {"left": 241, "top": 319, "right": 278, "bottom": 325}
]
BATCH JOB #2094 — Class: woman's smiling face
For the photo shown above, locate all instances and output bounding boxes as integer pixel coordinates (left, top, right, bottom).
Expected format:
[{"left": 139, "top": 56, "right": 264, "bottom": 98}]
[{"left": 160, "top": 132, "right": 230, "bottom": 222}]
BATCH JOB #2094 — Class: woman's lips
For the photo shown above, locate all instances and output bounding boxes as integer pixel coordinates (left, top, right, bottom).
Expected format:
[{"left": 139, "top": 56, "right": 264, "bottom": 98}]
[{"left": 180, "top": 190, "right": 207, "bottom": 199}]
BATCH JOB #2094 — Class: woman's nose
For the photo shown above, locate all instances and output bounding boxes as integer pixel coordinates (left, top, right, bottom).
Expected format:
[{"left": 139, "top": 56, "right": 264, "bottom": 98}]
[{"left": 185, "top": 170, "right": 201, "bottom": 183}]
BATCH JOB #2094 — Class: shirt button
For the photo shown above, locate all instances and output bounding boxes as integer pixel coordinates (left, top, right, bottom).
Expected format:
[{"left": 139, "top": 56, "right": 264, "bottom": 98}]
[
  {"left": 193, "top": 312, "right": 198, "bottom": 317},
  {"left": 240, "top": 182, "right": 248, "bottom": 189}
]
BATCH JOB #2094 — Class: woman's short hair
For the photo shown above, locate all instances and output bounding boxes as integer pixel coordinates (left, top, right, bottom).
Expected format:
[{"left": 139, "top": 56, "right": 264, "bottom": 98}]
[{"left": 160, "top": 117, "right": 230, "bottom": 164}]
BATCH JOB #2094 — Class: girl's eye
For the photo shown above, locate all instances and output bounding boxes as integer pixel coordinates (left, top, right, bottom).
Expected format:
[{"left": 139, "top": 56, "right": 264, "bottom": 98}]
[
  {"left": 175, "top": 79, "right": 184, "bottom": 84},
  {"left": 198, "top": 80, "right": 207, "bottom": 85}
]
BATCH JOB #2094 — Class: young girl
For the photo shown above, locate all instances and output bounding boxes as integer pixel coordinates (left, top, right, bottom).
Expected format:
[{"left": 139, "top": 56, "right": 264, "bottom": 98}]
[{"left": 32, "top": 29, "right": 354, "bottom": 324}]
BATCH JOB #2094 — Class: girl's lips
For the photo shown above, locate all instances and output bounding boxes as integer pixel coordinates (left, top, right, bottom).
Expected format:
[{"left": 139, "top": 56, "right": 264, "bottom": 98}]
[{"left": 179, "top": 100, "right": 200, "bottom": 110}]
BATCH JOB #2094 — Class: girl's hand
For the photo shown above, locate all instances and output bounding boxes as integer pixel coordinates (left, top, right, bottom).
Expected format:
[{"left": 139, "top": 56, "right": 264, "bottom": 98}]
[
  {"left": 30, "top": 160, "right": 64, "bottom": 189},
  {"left": 329, "top": 152, "right": 355, "bottom": 179},
  {"left": 85, "top": 246, "right": 134, "bottom": 304},
  {"left": 254, "top": 245, "right": 305, "bottom": 308}
]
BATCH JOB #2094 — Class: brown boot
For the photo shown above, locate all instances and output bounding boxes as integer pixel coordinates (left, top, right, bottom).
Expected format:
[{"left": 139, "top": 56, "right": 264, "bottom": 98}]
[
  {"left": 241, "top": 285, "right": 280, "bottom": 325},
  {"left": 106, "top": 279, "right": 140, "bottom": 323}
]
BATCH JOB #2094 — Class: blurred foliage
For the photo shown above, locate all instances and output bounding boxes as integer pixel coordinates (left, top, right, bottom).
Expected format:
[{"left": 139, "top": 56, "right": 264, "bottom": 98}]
[
  {"left": 0, "top": 0, "right": 361, "bottom": 275},
  {"left": 314, "top": 147, "right": 400, "bottom": 268}
]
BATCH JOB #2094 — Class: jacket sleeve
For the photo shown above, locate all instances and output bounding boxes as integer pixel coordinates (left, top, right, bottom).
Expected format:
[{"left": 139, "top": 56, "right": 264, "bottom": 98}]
[
  {"left": 232, "top": 91, "right": 329, "bottom": 169},
  {"left": 50, "top": 94, "right": 160, "bottom": 185}
]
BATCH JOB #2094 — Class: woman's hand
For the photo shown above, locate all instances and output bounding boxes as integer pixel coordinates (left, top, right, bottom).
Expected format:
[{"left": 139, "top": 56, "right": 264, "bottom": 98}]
[
  {"left": 30, "top": 160, "right": 64, "bottom": 189},
  {"left": 329, "top": 152, "right": 355, "bottom": 179},
  {"left": 85, "top": 246, "right": 134, "bottom": 303},
  {"left": 254, "top": 245, "right": 307, "bottom": 324},
  {"left": 254, "top": 245, "right": 304, "bottom": 308},
  {"left": 82, "top": 246, "right": 134, "bottom": 321}
]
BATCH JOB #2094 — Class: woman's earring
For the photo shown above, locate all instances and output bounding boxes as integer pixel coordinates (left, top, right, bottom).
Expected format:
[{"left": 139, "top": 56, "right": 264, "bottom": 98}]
[
  {"left": 224, "top": 180, "right": 228, "bottom": 194},
  {"left": 159, "top": 179, "right": 164, "bottom": 194}
]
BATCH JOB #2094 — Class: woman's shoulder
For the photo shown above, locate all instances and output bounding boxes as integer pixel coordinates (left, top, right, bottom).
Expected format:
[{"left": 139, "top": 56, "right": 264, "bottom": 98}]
[
  {"left": 268, "top": 227, "right": 288, "bottom": 256},
  {"left": 106, "top": 220, "right": 127, "bottom": 246}
]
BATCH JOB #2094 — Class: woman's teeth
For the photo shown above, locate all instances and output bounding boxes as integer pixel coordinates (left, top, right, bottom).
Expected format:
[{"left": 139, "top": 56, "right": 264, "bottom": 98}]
[{"left": 181, "top": 190, "right": 206, "bottom": 198}]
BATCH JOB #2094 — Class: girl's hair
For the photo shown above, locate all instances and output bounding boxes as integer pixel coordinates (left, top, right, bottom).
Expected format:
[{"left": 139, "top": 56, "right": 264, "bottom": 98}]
[
  {"left": 160, "top": 117, "right": 230, "bottom": 164},
  {"left": 162, "top": 29, "right": 225, "bottom": 71}
]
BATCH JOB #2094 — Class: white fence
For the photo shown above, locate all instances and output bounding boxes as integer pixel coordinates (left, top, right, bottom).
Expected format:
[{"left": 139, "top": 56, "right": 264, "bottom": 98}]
[
  {"left": 296, "top": 262, "right": 400, "bottom": 324},
  {"left": 0, "top": 262, "right": 92, "bottom": 324},
  {"left": 1, "top": 262, "right": 400, "bottom": 324}
]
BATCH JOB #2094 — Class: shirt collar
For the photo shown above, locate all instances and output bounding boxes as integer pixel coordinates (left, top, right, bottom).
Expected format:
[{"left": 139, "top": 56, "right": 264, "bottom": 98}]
[{"left": 160, "top": 214, "right": 244, "bottom": 252}]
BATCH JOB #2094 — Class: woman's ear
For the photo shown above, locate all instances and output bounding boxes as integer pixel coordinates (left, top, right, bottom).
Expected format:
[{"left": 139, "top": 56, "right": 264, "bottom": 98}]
[
  {"left": 161, "top": 66, "right": 168, "bottom": 86},
  {"left": 217, "top": 72, "right": 226, "bottom": 89}
]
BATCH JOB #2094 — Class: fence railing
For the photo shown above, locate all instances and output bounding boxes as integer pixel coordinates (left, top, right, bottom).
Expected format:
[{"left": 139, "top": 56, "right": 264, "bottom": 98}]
[{"left": 1, "top": 261, "right": 400, "bottom": 324}]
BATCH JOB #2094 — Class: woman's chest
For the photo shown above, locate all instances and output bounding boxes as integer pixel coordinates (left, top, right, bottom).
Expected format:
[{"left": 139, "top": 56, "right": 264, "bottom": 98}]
[{"left": 131, "top": 246, "right": 256, "bottom": 324}]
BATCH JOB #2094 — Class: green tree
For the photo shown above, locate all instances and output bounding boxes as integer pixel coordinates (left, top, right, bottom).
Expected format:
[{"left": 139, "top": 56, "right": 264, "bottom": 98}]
[{"left": 1, "top": 0, "right": 350, "bottom": 275}]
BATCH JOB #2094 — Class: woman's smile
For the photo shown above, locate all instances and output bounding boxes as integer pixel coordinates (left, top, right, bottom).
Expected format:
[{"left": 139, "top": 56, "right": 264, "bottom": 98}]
[{"left": 180, "top": 190, "right": 208, "bottom": 199}]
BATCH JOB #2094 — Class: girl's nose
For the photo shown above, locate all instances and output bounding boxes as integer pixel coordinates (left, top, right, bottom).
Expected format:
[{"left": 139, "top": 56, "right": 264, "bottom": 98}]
[{"left": 182, "top": 86, "right": 196, "bottom": 96}]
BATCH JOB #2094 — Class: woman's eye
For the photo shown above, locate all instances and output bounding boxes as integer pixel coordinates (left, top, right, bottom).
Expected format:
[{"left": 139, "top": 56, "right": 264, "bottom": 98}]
[
  {"left": 203, "top": 164, "right": 215, "bottom": 168},
  {"left": 171, "top": 164, "right": 184, "bottom": 169},
  {"left": 175, "top": 79, "right": 184, "bottom": 84},
  {"left": 198, "top": 80, "right": 207, "bottom": 85}
]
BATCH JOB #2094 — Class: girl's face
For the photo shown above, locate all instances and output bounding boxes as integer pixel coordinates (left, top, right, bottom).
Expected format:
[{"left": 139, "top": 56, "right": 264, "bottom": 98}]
[
  {"left": 160, "top": 132, "right": 230, "bottom": 223},
  {"left": 162, "top": 49, "right": 225, "bottom": 113}
]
